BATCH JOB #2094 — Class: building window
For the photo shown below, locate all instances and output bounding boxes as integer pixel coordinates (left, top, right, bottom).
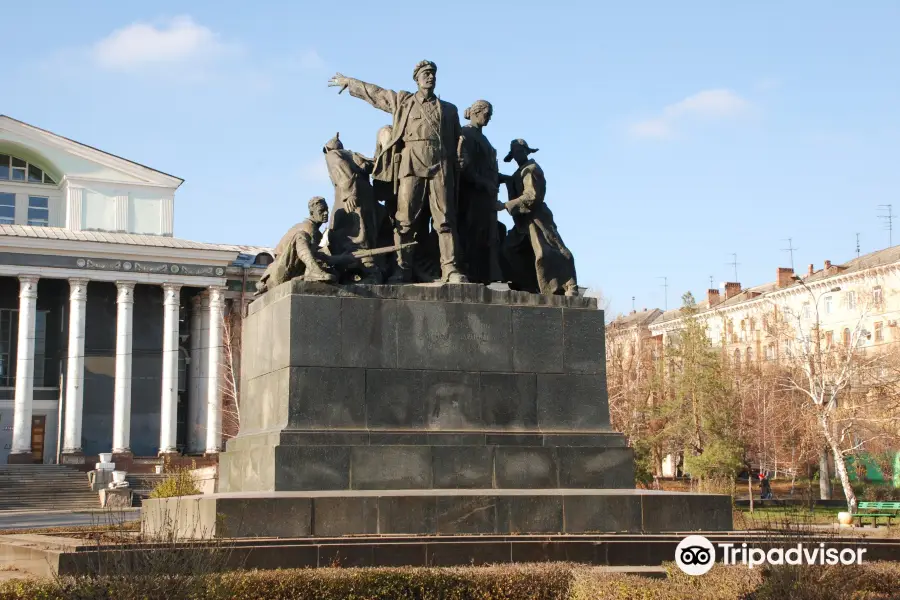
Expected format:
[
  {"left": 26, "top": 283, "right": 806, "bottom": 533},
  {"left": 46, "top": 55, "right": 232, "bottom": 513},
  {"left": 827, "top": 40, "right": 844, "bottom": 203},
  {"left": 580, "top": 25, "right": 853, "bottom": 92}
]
[
  {"left": 0, "top": 154, "right": 56, "bottom": 185},
  {"left": 875, "top": 321, "right": 883, "bottom": 343},
  {"left": 749, "top": 318, "right": 756, "bottom": 333},
  {"left": 802, "top": 303, "right": 812, "bottom": 319},
  {"left": 0, "top": 309, "right": 47, "bottom": 387},
  {"left": 874, "top": 286, "right": 883, "bottom": 306},
  {"left": 766, "top": 343, "right": 775, "bottom": 361},
  {"left": 846, "top": 291, "right": 856, "bottom": 310},
  {"left": 27, "top": 196, "right": 49, "bottom": 227},
  {"left": 824, "top": 296, "right": 833, "bottom": 314},
  {"left": 0, "top": 192, "right": 14, "bottom": 225},
  {"left": 825, "top": 331, "right": 834, "bottom": 348},
  {"left": 842, "top": 328, "right": 851, "bottom": 347},
  {"left": 733, "top": 348, "right": 741, "bottom": 369},
  {"left": 11, "top": 157, "right": 26, "bottom": 182},
  {"left": 746, "top": 347, "right": 753, "bottom": 366}
]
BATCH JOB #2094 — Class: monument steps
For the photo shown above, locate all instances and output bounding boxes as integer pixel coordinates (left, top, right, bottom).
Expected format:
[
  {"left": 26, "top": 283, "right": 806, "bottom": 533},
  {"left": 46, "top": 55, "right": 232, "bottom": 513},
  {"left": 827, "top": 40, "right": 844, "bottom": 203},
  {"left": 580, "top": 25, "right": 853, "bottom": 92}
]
[{"left": 0, "top": 465, "right": 98, "bottom": 512}]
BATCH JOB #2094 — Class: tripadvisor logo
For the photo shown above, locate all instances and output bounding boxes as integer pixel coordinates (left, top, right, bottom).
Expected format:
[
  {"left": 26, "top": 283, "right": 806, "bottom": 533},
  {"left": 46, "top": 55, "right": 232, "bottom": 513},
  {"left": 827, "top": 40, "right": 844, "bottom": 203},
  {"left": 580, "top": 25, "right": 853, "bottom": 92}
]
[
  {"left": 675, "top": 535, "right": 716, "bottom": 575},
  {"left": 675, "top": 535, "right": 868, "bottom": 575}
]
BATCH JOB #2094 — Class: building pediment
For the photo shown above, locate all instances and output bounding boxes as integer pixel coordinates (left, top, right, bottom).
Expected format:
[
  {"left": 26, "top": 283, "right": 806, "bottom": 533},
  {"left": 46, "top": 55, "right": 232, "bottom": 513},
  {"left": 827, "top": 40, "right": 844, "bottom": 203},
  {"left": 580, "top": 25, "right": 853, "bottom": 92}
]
[{"left": 0, "top": 115, "right": 182, "bottom": 189}]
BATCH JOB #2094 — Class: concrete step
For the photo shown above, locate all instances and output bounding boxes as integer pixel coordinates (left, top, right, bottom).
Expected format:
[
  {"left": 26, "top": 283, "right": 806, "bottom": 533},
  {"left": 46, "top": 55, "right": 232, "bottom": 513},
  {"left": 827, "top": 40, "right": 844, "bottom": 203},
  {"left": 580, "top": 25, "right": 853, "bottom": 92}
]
[{"left": 0, "top": 465, "right": 99, "bottom": 512}]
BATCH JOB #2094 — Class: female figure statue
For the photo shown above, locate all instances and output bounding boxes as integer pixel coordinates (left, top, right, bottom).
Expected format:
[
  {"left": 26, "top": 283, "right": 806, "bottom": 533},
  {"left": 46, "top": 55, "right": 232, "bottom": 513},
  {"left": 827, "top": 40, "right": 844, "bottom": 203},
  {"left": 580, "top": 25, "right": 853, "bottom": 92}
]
[{"left": 458, "top": 100, "right": 502, "bottom": 284}]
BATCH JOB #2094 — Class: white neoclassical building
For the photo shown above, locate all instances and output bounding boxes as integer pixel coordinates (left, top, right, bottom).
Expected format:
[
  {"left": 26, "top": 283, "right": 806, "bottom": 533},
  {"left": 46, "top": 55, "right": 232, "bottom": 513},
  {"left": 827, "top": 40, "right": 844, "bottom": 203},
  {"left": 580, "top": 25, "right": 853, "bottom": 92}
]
[
  {"left": 0, "top": 115, "right": 271, "bottom": 465},
  {"left": 647, "top": 253, "right": 900, "bottom": 365}
]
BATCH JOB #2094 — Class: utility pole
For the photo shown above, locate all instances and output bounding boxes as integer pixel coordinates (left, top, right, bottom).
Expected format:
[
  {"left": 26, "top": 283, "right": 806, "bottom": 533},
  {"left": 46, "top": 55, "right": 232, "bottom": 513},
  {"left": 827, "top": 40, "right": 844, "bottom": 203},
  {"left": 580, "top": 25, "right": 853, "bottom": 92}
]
[
  {"left": 879, "top": 205, "right": 894, "bottom": 248},
  {"left": 781, "top": 238, "right": 797, "bottom": 270},
  {"left": 657, "top": 277, "right": 669, "bottom": 311},
  {"left": 726, "top": 253, "right": 740, "bottom": 282}
]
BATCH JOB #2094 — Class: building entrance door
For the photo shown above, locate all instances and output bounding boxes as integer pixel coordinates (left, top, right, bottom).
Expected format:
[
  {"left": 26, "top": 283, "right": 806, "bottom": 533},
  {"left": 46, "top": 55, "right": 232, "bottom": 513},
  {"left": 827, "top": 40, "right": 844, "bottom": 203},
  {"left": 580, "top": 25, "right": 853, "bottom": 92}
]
[{"left": 30, "top": 415, "right": 45, "bottom": 463}]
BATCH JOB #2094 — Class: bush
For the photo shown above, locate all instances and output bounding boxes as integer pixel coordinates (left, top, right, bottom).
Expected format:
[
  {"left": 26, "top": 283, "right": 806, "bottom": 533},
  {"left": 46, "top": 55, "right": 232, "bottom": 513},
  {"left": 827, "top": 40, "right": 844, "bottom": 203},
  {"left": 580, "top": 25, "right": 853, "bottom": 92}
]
[
  {"left": 859, "top": 484, "right": 900, "bottom": 502},
  {"left": 571, "top": 564, "right": 762, "bottom": 600},
  {"left": 2, "top": 561, "right": 898, "bottom": 600},
  {"left": 149, "top": 467, "right": 201, "bottom": 499},
  {"left": 0, "top": 564, "right": 574, "bottom": 600},
  {"left": 750, "top": 561, "right": 900, "bottom": 600}
]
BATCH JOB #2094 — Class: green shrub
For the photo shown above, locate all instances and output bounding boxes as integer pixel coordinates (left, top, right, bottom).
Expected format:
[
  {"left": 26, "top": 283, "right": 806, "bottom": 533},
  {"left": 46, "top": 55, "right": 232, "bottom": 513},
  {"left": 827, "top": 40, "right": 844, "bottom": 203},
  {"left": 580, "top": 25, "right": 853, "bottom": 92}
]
[{"left": 148, "top": 467, "right": 201, "bottom": 499}]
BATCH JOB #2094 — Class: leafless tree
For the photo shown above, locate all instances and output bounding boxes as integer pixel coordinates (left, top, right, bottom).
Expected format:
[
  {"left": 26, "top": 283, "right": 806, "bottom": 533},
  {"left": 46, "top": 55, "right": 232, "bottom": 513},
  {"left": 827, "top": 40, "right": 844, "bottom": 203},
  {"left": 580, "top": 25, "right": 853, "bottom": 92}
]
[
  {"left": 769, "top": 286, "right": 900, "bottom": 512},
  {"left": 220, "top": 307, "right": 242, "bottom": 443}
]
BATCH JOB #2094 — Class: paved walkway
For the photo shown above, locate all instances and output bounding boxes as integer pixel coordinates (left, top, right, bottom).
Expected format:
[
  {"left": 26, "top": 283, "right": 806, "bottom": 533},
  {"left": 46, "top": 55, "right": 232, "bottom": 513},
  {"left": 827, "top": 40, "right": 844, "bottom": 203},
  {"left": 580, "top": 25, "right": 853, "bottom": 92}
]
[{"left": 0, "top": 508, "right": 140, "bottom": 531}]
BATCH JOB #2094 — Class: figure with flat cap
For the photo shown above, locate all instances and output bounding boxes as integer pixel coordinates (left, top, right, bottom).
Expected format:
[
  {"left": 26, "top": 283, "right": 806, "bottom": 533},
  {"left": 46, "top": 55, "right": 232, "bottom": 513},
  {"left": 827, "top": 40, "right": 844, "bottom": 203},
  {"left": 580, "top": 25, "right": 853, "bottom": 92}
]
[
  {"left": 322, "top": 132, "right": 382, "bottom": 283},
  {"left": 256, "top": 196, "right": 338, "bottom": 294},
  {"left": 497, "top": 139, "right": 578, "bottom": 296},
  {"left": 328, "top": 60, "right": 468, "bottom": 283}
]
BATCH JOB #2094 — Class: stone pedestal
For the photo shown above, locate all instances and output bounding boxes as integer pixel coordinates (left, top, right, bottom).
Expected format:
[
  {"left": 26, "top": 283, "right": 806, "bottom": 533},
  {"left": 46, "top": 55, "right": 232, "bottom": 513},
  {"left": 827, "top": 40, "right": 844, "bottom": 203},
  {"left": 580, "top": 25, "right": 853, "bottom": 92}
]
[
  {"left": 144, "top": 281, "right": 732, "bottom": 538},
  {"left": 88, "top": 469, "right": 113, "bottom": 492},
  {"left": 100, "top": 488, "right": 133, "bottom": 509}
]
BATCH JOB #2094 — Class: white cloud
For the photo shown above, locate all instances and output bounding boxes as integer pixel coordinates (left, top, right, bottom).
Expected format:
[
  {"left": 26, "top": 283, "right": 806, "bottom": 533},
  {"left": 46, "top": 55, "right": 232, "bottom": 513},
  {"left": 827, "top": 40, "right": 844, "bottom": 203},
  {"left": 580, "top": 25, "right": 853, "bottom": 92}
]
[
  {"left": 92, "top": 16, "right": 234, "bottom": 72},
  {"left": 629, "top": 89, "right": 751, "bottom": 140}
]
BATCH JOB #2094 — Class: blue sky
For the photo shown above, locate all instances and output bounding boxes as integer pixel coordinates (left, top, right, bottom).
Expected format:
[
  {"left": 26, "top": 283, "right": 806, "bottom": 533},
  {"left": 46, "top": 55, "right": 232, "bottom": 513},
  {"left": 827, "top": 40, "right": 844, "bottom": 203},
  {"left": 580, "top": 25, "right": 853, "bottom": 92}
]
[{"left": 3, "top": 2, "right": 899, "bottom": 315}]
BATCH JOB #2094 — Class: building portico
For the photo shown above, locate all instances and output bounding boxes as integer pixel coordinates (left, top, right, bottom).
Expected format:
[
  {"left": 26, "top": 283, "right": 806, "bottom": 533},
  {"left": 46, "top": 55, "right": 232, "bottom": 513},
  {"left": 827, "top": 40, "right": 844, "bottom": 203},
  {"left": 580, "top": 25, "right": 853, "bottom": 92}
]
[
  {"left": 0, "top": 114, "right": 271, "bottom": 466},
  {"left": 3, "top": 245, "right": 234, "bottom": 464}
]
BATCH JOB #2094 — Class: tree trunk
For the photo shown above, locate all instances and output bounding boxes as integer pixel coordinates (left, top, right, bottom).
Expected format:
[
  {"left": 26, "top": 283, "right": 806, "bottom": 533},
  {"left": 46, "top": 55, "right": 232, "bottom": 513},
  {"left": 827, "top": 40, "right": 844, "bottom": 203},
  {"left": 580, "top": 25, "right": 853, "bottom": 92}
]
[
  {"left": 819, "top": 446, "right": 833, "bottom": 500},
  {"left": 821, "top": 422, "right": 858, "bottom": 513},
  {"left": 831, "top": 446, "right": 858, "bottom": 513},
  {"left": 748, "top": 473, "right": 754, "bottom": 513}
]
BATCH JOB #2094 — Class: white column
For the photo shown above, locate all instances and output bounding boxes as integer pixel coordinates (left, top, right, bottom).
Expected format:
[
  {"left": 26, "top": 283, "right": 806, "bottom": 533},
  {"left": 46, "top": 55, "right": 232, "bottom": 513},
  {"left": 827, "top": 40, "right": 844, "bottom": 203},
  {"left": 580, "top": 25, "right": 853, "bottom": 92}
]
[
  {"left": 62, "top": 278, "right": 89, "bottom": 454},
  {"left": 10, "top": 276, "right": 39, "bottom": 457},
  {"left": 205, "top": 286, "right": 226, "bottom": 454},
  {"left": 112, "top": 281, "right": 135, "bottom": 453},
  {"left": 158, "top": 283, "right": 181, "bottom": 454},
  {"left": 196, "top": 294, "right": 210, "bottom": 444},
  {"left": 187, "top": 295, "right": 203, "bottom": 452}
]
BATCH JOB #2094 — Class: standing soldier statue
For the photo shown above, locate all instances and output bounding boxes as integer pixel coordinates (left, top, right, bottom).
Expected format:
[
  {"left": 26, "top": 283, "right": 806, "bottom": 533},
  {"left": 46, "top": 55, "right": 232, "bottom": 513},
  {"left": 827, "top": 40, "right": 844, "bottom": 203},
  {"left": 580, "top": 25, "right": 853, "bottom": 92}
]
[{"left": 328, "top": 60, "right": 468, "bottom": 283}]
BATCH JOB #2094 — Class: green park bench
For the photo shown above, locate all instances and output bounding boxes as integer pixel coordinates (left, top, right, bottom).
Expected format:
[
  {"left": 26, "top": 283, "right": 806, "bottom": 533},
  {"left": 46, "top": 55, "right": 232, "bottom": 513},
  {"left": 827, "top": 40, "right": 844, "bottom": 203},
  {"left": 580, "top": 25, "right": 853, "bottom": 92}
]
[{"left": 853, "top": 501, "right": 900, "bottom": 527}]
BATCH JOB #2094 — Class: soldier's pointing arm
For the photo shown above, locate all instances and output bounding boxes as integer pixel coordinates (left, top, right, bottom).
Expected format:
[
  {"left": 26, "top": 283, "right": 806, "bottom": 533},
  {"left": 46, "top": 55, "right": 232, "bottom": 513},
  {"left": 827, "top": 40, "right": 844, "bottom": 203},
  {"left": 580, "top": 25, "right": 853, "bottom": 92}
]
[{"left": 329, "top": 73, "right": 399, "bottom": 114}]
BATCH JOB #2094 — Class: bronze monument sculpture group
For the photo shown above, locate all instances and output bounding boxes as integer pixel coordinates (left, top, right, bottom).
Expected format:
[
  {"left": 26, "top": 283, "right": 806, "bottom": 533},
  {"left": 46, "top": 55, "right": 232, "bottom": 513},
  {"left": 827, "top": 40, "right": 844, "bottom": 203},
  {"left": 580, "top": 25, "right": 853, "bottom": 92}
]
[
  {"left": 144, "top": 61, "right": 735, "bottom": 545},
  {"left": 257, "top": 59, "right": 578, "bottom": 296}
]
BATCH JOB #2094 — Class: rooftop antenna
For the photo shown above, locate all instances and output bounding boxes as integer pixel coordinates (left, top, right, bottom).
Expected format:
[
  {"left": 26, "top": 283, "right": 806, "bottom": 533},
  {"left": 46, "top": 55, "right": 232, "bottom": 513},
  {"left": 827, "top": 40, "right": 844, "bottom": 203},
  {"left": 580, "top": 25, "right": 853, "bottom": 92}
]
[
  {"left": 781, "top": 238, "right": 797, "bottom": 270},
  {"left": 709, "top": 275, "right": 714, "bottom": 289},
  {"left": 879, "top": 204, "right": 894, "bottom": 247},
  {"left": 726, "top": 253, "right": 740, "bottom": 282},
  {"left": 657, "top": 276, "right": 669, "bottom": 311},
  {"left": 856, "top": 233, "right": 861, "bottom": 257},
  {"left": 631, "top": 296, "right": 636, "bottom": 312}
]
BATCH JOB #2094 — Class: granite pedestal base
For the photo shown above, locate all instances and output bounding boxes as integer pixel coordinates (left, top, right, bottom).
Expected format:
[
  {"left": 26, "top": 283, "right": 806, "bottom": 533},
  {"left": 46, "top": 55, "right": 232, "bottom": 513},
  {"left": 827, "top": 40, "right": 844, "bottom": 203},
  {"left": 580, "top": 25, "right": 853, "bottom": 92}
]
[
  {"left": 143, "top": 281, "right": 733, "bottom": 538},
  {"left": 142, "top": 489, "right": 733, "bottom": 538}
]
